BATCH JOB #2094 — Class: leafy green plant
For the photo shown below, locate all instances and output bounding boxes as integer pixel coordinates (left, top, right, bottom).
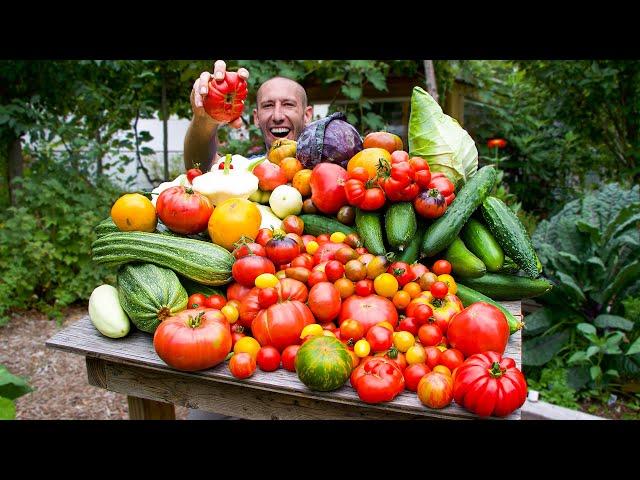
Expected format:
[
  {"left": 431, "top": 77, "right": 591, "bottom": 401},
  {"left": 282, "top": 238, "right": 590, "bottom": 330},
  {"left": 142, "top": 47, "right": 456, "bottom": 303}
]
[
  {"left": 525, "top": 358, "right": 580, "bottom": 410},
  {"left": 523, "top": 183, "right": 640, "bottom": 399},
  {"left": 0, "top": 364, "right": 32, "bottom": 420}
]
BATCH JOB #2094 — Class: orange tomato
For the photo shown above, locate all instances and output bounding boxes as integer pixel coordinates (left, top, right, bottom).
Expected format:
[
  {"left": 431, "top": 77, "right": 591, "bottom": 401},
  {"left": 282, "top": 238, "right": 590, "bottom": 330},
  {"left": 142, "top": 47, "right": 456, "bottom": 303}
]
[
  {"left": 347, "top": 148, "right": 392, "bottom": 180},
  {"left": 292, "top": 169, "right": 313, "bottom": 197},
  {"left": 377, "top": 321, "right": 395, "bottom": 332},
  {"left": 402, "top": 282, "right": 422, "bottom": 299},
  {"left": 268, "top": 139, "right": 297, "bottom": 166},
  {"left": 432, "top": 365, "right": 452, "bottom": 377},
  {"left": 110, "top": 193, "right": 157, "bottom": 232},
  {"left": 280, "top": 157, "right": 303, "bottom": 181},
  {"left": 392, "top": 290, "right": 412, "bottom": 309},
  {"left": 233, "top": 336, "right": 261, "bottom": 360},
  {"left": 417, "top": 372, "right": 454, "bottom": 409},
  {"left": 208, "top": 198, "right": 261, "bottom": 251},
  {"left": 362, "top": 131, "right": 403, "bottom": 154}
]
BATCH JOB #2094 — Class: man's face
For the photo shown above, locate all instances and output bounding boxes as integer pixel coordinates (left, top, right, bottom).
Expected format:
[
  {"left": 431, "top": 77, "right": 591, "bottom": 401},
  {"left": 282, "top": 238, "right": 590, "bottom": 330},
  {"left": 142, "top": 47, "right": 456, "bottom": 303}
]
[{"left": 253, "top": 78, "right": 313, "bottom": 151}]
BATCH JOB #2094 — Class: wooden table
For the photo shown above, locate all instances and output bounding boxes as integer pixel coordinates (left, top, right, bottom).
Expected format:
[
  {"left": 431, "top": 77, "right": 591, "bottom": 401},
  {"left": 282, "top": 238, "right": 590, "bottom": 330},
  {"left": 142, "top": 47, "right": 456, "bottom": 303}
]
[{"left": 46, "top": 302, "right": 522, "bottom": 420}]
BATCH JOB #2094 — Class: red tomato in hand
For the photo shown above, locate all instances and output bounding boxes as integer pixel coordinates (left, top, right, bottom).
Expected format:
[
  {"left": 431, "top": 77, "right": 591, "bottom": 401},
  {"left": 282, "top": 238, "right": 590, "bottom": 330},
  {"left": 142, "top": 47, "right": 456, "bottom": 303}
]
[
  {"left": 156, "top": 186, "right": 213, "bottom": 235},
  {"left": 446, "top": 302, "right": 510, "bottom": 357},
  {"left": 453, "top": 351, "right": 527, "bottom": 417},
  {"left": 256, "top": 346, "right": 281, "bottom": 372},
  {"left": 203, "top": 71, "right": 248, "bottom": 123},
  {"left": 310, "top": 163, "right": 349, "bottom": 214},
  {"left": 281, "top": 345, "right": 300, "bottom": 371},
  {"left": 229, "top": 352, "right": 256, "bottom": 379},
  {"left": 153, "top": 308, "right": 232, "bottom": 372}
]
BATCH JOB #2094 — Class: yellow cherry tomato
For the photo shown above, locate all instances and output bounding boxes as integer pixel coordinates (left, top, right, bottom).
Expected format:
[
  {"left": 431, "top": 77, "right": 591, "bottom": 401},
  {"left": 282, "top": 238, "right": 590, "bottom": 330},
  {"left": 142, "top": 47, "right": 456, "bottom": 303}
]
[
  {"left": 433, "top": 365, "right": 452, "bottom": 377},
  {"left": 393, "top": 331, "right": 415, "bottom": 353},
  {"left": 377, "top": 321, "right": 395, "bottom": 332},
  {"left": 392, "top": 290, "right": 411, "bottom": 309},
  {"left": 373, "top": 273, "right": 399, "bottom": 298},
  {"left": 221, "top": 304, "right": 239, "bottom": 324},
  {"left": 354, "top": 339, "right": 371, "bottom": 358},
  {"left": 437, "top": 274, "right": 457, "bottom": 295},
  {"left": 233, "top": 336, "right": 261, "bottom": 360},
  {"left": 405, "top": 344, "right": 427, "bottom": 364},
  {"left": 300, "top": 324, "right": 324, "bottom": 339},
  {"left": 306, "top": 241, "right": 319, "bottom": 255},
  {"left": 255, "top": 273, "right": 279, "bottom": 289},
  {"left": 330, "top": 232, "right": 346, "bottom": 244},
  {"left": 402, "top": 282, "right": 422, "bottom": 299}
]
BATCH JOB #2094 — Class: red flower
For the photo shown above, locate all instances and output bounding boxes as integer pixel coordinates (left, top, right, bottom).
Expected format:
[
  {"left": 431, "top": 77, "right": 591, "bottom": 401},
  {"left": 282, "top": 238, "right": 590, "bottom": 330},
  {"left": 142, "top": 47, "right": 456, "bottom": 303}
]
[{"left": 487, "top": 138, "right": 507, "bottom": 149}]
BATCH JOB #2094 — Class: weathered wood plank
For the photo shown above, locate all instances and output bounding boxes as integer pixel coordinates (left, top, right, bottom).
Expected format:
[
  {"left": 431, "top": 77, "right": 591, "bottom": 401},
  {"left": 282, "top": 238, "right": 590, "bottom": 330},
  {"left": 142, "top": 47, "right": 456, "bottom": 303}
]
[
  {"left": 127, "top": 396, "right": 176, "bottom": 420},
  {"left": 47, "top": 302, "right": 522, "bottom": 420}
]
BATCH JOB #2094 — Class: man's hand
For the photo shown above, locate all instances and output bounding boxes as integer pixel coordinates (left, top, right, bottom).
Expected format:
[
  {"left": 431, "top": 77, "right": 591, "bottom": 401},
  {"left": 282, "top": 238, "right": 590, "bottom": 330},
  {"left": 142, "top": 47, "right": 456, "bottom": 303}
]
[{"left": 191, "top": 60, "right": 249, "bottom": 129}]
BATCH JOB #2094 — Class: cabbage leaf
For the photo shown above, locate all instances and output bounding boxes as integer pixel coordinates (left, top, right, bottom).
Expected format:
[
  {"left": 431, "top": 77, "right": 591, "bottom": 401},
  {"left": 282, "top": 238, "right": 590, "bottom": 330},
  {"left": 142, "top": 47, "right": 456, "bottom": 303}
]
[{"left": 408, "top": 86, "right": 478, "bottom": 185}]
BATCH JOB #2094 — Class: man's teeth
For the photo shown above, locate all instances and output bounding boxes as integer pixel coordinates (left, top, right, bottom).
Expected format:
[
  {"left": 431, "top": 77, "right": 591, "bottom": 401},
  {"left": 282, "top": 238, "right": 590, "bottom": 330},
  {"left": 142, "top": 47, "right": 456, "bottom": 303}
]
[{"left": 270, "top": 128, "right": 290, "bottom": 134}]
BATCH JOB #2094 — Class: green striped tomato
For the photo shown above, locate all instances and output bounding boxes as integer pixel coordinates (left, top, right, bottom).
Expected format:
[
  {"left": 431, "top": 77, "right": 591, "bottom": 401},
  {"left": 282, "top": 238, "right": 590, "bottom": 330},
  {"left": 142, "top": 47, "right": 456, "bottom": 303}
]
[{"left": 295, "top": 336, "right": 352, "bottom": 391}]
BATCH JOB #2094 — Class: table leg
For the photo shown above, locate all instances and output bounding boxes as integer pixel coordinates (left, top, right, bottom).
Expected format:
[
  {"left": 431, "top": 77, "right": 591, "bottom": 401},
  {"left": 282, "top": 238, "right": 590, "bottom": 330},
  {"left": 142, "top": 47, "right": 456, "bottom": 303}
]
[{"left": 127, "top": 396, "right": 175, "bottom": 420}]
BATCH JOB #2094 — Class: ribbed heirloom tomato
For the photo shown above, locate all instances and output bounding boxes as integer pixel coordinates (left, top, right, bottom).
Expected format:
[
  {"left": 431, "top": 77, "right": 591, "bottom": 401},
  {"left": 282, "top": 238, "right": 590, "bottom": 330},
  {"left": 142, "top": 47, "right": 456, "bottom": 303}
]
[{"left": 203, "top": 71, "right": 248, "bottom": 123}]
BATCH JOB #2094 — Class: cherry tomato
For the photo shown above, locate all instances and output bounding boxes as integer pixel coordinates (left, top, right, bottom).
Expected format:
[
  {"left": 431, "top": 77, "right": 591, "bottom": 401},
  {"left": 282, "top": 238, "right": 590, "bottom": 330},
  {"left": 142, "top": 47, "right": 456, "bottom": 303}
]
[
  {"left": 430, "top": 281, "right": 449, "bottom": 299},
  {"left": 229, "top": 352, "right": 256, "bottom": 379},
  {"left": 392, "top": 290, "right": 412, "bottom": 310},
  {"left": 433, "top": 365, "right": 452, "bottom": 377},
  {"left": 187, "top": 293, "right": 207, "bottom": 309},
  {"left": 373, "top": 273, "right": 399, "bottom": 298},
  {"left": 437, "top": 274, "right": 457, "bottom": 295},
  {"left": 418, "top": 272, "right": 439, "bottom": 291},
  {"left": 221, "top": 304, "right": 239, "bottom": 324},
  {"left": 335, "top": 247, "right": 359, "bottom": 265},
  {"left": 316, "top": 233, "right": 331, "bottom": 244},
  {"left": 397, "top": 316, "right": 419, "bottom": 336},
  {"left": 340, "top": 319, "right": 365, "bottom": 344},
  {"left": 282, "top": 215, "right": 304, "bottom": 236},
  {"left": 258, "top": 287, "right": 279, "bottom": 309},
  {"left": 256, "top": 346, "right": 281, "bottom": 372},
  {"left": 402, "top": 282, "right": 422, "bottom": 299},
  {"left": 366, "top": 325, "right": 393, "bottom": 352},
  {"left": 404, "top": 363, "right": 431, "bottom": 392},
  {"left": 186, "top": 166, "right": 203, "bottom": 183},
  {"left": 255, "top": 228, "right": 274, "bottom": 247},
  {"left": 353, "top": 339, "right": 371, "bottom": 358},
  {"left": 405, "top": 344, "right": 427, "bottom": 365},
  {"left": 334, "top": 278, "right": 355, "bottom": 299},
  {"left": 355, "top": 279, "right": 374, "bottom": 296},
  {"left": 233, "top": 336, "right": 261, "bottom": 360},
  {"left": 344, "top": 260, "right": 367, "bottom": 282},
  {"left": 432, "top": 260, "right": 452, "bottom": 275},
  {"left": 418, "top": 324, "right": 444, "bottom": 347},
  {"left": 413, "top": 303, "right": 434, "bottom": 326},
  {"left": 265, "top": 235, "right": 300, "bottom": 266},
  {"left": 417, "top": 372, "right": 453, "bottom": 409},
  {"left": 324, "top": 260, "right": 345, "bottom": 282},
  {"left": 424, "top": 346, "right": 443, "bottom": 370},
  {"left": 440, "top": 348, "right": 465, "bottom": 371},
  {"left": 410, "top": 263, "right": 428, "bottom": 279},
  {"left": 233, "top": 241, "right": 266, "bottom": 259},
  {"left": 392, "top": 330, "right": 415, "bottom": 353},
  {"left": 281, "top": 345, "right": 300, "bottom": 372},
  {"left": 204, "top": 294, "right": 226, "bottom": 310},
  {"left": 387, "top": 261, "right": 415, "bottom": 287},
  {"left": 307, "top": 270, "right": 328, "bottom": 287}
]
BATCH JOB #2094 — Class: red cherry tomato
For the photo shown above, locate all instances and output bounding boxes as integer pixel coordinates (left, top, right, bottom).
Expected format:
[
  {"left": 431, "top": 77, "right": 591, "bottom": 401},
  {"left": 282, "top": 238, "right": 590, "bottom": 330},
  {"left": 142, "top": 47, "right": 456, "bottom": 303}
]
[
  {"left": 424, "top": 346, "right": 442, "bottom": 370},
  {"left": 432, "top": 260, "right": 452, "bottom": 275},
  {"left": 355, "top": 279, "right": 374, "bottom": 297},
  {"left": 404, "top": 363, "right": 431, "bottom": 392},
  {"left": 187, "top": 293, "right": 207, "bottom": 309},
  {"left": 204, "top": 294, "right": 226, "bottom": 310},
  {"left": 258, "top": 287, "right": 279, "bottom": 309},
  {"left": 256, "top": 346, "right": 281, "bottom": 372},
  {"left": 397, "top": 316, "right": 419, "bottom": 336},
  {"left": 324, "top": 260, "right": 345, "bottom": 282},
  {"left": 365, "top": 325, "right": 393, "bottom": 353},
  {"left": 228, "top": 352, "right": 256, "bottom": 379},
  {"left": 281, "top": 345, "right": 301, "bottom": 372},
  {"left": 430, "top": 281, "right": 449, "bottom": 299},
  {"left": 413, "top": 303, "right": 434, "bottom": 326},
  {"left": 440, "top": 348, "right": 465, "bottom": 371},
  {"left": 418, "top": 324, "right": 444, "bottom": 347}
]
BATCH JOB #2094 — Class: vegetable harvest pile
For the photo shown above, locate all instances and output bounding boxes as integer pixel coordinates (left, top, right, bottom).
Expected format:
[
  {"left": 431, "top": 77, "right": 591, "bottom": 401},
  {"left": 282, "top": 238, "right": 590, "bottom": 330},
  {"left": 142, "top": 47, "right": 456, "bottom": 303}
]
[{"left": 88, "top": 86, "right": 549, "bottom": 418}]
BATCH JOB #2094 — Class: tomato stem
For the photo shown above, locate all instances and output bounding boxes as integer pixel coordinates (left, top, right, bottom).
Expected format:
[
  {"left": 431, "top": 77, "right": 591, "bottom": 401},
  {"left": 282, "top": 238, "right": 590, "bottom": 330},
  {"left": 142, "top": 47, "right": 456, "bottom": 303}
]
[
  {"left": 489, "top": 361, "right": 504, "bottom": 378},
  {"left": 187, "top": 311, "right": 205, "bottom": 329}
]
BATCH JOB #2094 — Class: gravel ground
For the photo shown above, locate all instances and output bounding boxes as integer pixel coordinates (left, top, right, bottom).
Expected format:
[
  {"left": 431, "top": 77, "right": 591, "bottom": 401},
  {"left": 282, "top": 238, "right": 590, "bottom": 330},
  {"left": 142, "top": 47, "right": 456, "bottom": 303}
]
[{"left": 0, "top": 305, "right": 188, "bottom": 420}]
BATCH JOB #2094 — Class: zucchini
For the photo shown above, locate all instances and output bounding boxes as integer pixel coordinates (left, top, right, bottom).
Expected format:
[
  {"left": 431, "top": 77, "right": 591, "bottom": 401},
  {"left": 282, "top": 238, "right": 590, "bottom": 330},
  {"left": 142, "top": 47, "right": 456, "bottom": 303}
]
[
  {"left": 481, "top": 196, "right": 541, "bottom": 278},
  {"left": 88, "top": 284, "right": 130, "bottom": 338},
  {"left": 355, "top": 209, "right": 386, "bottom": 256},
  {"left": 444, "top": 237, "right": 486, "bottom": 278},
  {"left": 461, "top": 218, "right": 504, "bottom": 272},
  {"left": 300, "top": 214, "right": 356, "bottom": 236},
  {"left": 385, "top": 202, "right": 417, "bottom": 251},
  {"left": 421, "top": 166, "right": 498, "bottom": 257},
  {"left": 459, "top": 273, "right": 553, "bottom": 300},
  {"left": 117, "top": 263, "right": 188, "bottom": 334},
  {"left": 396, "top": 223, "right": 426, "bottom": 264},
  {"left": 499, "top": 256, "right": 520, "bottom": 274},
  {"left": 94, "top": 218, "right": 119, "bottom": 237},
  {"left": 456, "top": 284, "right": 523, "bottom": 335},
  {"left": 91, "top": 231, "right": 234, "bottom": 286}
]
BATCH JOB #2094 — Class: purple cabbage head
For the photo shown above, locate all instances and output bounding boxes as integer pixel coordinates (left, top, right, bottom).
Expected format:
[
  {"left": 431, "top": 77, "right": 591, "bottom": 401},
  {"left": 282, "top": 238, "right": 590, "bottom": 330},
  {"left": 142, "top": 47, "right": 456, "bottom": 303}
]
[{"left": 296, "top": 112, "right": 363, "bottom": 169}]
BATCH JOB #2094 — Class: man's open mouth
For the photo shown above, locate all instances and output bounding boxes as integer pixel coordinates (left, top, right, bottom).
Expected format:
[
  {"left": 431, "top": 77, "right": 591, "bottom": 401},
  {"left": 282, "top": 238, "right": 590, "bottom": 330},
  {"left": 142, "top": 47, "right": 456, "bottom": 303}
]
[{"left": 270, "top": 127, "right": 291, "bottom": 138}]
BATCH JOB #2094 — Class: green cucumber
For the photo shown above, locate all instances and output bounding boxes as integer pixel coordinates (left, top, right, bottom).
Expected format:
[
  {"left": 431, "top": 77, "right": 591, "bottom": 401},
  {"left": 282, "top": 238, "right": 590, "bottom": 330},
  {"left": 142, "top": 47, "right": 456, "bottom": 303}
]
[
  {"left": 481, "top": 196, "right": 541, "bottom": 278},
  {"left": 421, "top": 166, "right": 498, "bottom": 257},
  {"left": 444, "top": 237, "right": 486, "bottom": 279},
  {"left": 459, "top": 273, "right": 553, "bottom": 300},
  {"left": 300, "top": 214, "right": 356, "bottom": 236},
  {"left": 355, "top": 209, "right": 386, "bottom": 256},
  {"left": 385, "top": 202, "right": 417, "bottom": 251},
  {"left": 91, "top": 231, "right": 234, "bottom": 286},
  {"left": 499, "top": 256, "right": 520, "bottom": 274},
  {"left": 456, "top": 284, "right": 523, "bottom": 335},
  {"left": 396, "top": 223, "right": 426, "bottom": 264},
  {"left": 461, "top": 218, "right": 504, "bottom": 272}
]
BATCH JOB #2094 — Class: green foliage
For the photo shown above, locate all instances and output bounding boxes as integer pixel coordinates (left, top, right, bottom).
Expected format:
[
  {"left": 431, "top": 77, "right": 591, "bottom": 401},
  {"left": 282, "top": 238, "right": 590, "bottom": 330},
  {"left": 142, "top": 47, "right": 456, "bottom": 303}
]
[
  {"left": 0, "top": 158, "right": 120, "bottom": 325},
  {"left": 526, "top": 358, "right": 581, "bottom": 410},
  {"left": 0, "top": 364, "right": 32, "bottom": 420},
  {"left": 523, "top": 183, "right": 640, "bottom": 399}
]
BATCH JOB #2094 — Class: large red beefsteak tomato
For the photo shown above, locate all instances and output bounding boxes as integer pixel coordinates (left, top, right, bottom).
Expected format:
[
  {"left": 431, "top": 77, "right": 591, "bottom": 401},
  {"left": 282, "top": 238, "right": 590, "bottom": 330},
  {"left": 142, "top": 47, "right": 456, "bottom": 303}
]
[
  {"left": 252, "top": 301, "right": 315, "bottom": 352},
  {"left": 338, "top": 294, "right": 398, "bottom": 333},
  {"left": 156, "top": 186, "right": 213, "bottom": 234},
  {"left": 446, "top": 302, "right": 510, "bottom": 357},
  {"left": 238, "top": 277, "right": 309, "bottom": 329},
  {"left": 153, "top": 308, "right": 232, "bottom": 372},
  {"left": 310, "top": 163, "right": 349, "bottom": 214},
  {"left": 452, "top": 351, "right": 527, "bottom": 417}
]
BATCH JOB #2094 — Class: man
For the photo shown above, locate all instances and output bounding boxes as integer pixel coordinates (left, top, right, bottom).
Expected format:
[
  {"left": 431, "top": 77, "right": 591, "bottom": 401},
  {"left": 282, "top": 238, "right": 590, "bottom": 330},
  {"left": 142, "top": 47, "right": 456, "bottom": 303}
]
[{"left": 184, "top": 60, "right": 314, "bottom": 171}]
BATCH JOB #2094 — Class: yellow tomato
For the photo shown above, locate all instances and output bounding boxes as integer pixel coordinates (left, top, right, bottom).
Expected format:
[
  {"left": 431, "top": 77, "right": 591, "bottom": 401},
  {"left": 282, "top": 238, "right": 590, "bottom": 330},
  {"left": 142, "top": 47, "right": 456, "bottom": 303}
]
[
  {"left": 347, "top": 148, "right": 392, "bottom": 180},
  {"left": 393, "top": 331, "right": 415, "bottom": 353},
  {"left": 268, "top": 139, "right": 297, "bottom": 166},
  {"left": 280, "top": 157, "right": 302, "bottom": 181},
  {"left": 110, "top": 193, "right": 157, "bottom": 232},
  {"left": 377, "top": 321, "right": 395, "bottom": 332},
  {"left": 433, "top": 365, "right": 452, "bottom": 377},
  {"left": 402, "top": 282, "right": 422, "bottom": 299},
  {"left": 208, "top": 198, "right": 261, "bottom": 251},
  {"left": 306, "top": 241, "right": 319, "bottom": 255},
  {"left": 437, "top": 274, "right": 457, "bottom": 295},
  {"left": 233, "top": 336, "right": 261, "bottom": 360},
  {"left": 255, "top": 273, "right": 279, "bottom": 289},
  {"left": 300, "top": 324, "right": 324, "bottom": 339},
  {"left": 221, "top": 304, "right": 238, "bottom": 324},
  {"left": 405, "top": 344, "right": 427, "bottom": 364},
  {"left": 373, "top": 273, "right": 399, "bottom": 298},
  {"left": 354, "top": 339, "right": 371, "bottom": 358},
  {"left": 330, "top": 232, "right": 346, "bottom": 244},
  {"left": 292, "top": 169, "right": 313, "bottom": 197}
]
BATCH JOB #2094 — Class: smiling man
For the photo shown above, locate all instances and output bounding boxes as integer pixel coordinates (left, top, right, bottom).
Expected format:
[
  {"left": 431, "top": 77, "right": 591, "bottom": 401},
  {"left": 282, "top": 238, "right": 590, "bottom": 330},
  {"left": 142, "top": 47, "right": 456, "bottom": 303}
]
[{"left": 184, "top": 61, "right": 313, "bottom": 172}]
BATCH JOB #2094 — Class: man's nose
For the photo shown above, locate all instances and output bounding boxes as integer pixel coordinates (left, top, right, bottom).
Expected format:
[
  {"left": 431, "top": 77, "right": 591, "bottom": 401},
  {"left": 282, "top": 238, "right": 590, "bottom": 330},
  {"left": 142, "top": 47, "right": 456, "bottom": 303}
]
[{"left": 273, "top": 103, "right": 285, "bottom": 122}]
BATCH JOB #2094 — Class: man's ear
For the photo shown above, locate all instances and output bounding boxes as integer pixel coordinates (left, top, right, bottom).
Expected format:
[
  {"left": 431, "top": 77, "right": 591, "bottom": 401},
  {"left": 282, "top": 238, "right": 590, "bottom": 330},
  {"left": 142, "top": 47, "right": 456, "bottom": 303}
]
[
  {"left": 253, "top": 108, "right": 259, "bottom": 127},
  {"left": 304, "top": 105, "right": 314, "bottom": 125}
]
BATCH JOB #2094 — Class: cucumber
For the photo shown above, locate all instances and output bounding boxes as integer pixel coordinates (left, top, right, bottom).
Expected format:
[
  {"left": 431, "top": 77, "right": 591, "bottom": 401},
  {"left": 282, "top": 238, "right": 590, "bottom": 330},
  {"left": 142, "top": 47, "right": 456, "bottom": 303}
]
[
  {"left": 459, "top": 273, "right": 553, "bottom": 300},
  {"left": 421, "top": 166, "right": 498, "bottom": 257},
  {"left": 355, "top": 209, "right": 386, "bottom": 256},
  {"left": 385, "top": 202, "right": 417, "bottom": 251},
  {"left": 444, "top": 237, "right": 486, "bottom": 278},
  {"left": 481, "top": 196, "right": 541, "bottom": 278},
  {"left": 91, "top": 231, "right": 235, "bottom": 286},
  {"left": 499, "top": 256, "right": 520, "bottom": 274},
  {"left": 396, "top": 223, "right": 426, "bottom": 264},
  {"left": 88, "top": 284, "right": 130, "bottom": 338},
  {"left": 461, "top": 218, "right": 504, "bottom": 272},
  {"left": 300, "top": 214, "right": 356, "bottom": 236},
  {"left": 456, "top": 284, "right": 523, "bottom": 335}
]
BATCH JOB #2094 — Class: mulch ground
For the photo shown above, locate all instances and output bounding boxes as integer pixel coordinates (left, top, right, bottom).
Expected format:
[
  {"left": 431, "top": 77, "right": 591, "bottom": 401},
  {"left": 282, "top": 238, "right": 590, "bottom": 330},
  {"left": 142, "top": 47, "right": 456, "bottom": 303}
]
[{"left": 0, "top": 305, "right": 188, "bottom": 420}]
